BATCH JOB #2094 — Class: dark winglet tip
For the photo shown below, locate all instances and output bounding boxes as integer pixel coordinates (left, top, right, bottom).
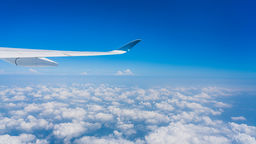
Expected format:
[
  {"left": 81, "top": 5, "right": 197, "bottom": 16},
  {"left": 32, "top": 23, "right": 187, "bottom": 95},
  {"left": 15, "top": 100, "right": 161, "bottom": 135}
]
[{"left": 118, "top": 39, "right": 142, "bottom": 51}]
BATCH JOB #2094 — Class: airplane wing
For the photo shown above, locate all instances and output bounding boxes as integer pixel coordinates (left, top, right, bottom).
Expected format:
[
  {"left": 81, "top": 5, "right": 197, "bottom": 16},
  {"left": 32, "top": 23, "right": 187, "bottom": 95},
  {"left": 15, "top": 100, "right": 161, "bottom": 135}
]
[{"left": 0, "top": 39, "right": 141, "bottom": 67}]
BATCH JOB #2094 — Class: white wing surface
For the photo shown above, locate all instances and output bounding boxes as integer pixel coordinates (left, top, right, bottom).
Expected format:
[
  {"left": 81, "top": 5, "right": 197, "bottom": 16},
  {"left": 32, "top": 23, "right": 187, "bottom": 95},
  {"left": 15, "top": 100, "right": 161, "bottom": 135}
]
[{"left": 0, "top": 39, "right": 141, "bottom": 67}]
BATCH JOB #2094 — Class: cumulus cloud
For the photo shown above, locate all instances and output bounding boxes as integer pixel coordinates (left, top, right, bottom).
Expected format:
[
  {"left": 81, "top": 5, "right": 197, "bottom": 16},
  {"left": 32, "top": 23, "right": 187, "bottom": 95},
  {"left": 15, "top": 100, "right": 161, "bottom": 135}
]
[
  {"left": 53, "top": 122, "right": 86, "bottom": 139},
  {"left": 0, "top": 134, "right": 48, "bottom": 144},
  {"left": 74, "top": 136, "right": 134, "bottom": 144},
  {"left": 116, "top": 69, "right": 134, "bottom": 76},
  {"left": 145, "top": 122, "right": 230, "bottom": 144},
  {"left": 0, "top": 84, "right": 255, "bottom": 144}
]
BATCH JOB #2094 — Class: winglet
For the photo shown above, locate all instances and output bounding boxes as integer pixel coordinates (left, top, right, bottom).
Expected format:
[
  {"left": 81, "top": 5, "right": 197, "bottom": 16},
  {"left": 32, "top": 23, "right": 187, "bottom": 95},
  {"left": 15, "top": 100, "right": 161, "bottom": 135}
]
[{"left": 118, "top": 39, "right": 141, "bottom": 52}]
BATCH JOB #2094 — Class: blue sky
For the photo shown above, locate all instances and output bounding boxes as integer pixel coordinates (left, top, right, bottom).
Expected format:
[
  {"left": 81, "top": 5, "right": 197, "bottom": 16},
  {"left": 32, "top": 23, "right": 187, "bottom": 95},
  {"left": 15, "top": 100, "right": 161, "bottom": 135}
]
[{"left": 0, "top": 0, "right": 256, "bottom": 77}]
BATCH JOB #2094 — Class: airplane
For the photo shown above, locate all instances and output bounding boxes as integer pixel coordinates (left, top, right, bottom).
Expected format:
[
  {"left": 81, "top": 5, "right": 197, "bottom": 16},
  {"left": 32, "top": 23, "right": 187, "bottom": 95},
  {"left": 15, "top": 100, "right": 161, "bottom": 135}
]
[{"left": 0, "top": 39, "right": 141, "bottom": 67}]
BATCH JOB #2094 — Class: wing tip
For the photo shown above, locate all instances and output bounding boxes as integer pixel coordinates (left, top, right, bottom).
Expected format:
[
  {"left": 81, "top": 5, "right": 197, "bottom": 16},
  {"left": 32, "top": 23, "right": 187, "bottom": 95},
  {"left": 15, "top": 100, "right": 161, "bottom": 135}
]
[{"left": 118, "top": 39, "right": 141, "bottom": 52}]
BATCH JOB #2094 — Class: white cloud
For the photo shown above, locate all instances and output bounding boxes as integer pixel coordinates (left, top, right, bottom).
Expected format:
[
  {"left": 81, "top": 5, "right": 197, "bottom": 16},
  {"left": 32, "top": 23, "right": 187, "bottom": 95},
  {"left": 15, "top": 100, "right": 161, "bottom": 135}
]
[
  {"left": 145, "top": 122, "right": 230, "bottom": 144},
  {"left": 53, "top": 122, "right": 86, "bottom": 139},
  {"left": 74, "top": 136, "right": 133, "bottom": 144},
  {"left": 0, "top": 115, "right": 52, "bottom": 132},
  {"left": 233, "top": 133, "right": 256, "bottom": 144},
  {"left": 24, "top": 103, "right": 42, "bottom": 112},
  {"left": 108, "top": 106, "right": 170, "bottom": 124},
  {"left": 0, "top": 84, "right": 255, "bottom": 144},
  {"left": 94, "top": 113, "right": 114, "bottom": 122},
  {"left": 53, "top": 121, "right": 101, "bottom": 141},
  {"left": 230, "top": 122, "right": 256, "bottom": 136},
  {"left": 19, "top": 115, "right": 52, "bottom": 131},
  {"left": 116, "top": 69, "right": 134, "bottom": 76},
  {"left": 230, "top": 122, "right": 256, "bottom": 144},
  {"left": 231, "top": 116, "right": 247, "bottom": 121},
  {"left": 61, "top": 107, "right": 87, "bottom": 120},
  {"left": 155, "top": 102, "right": 174, "bottom": 111},
  {"left": 214, "top": 101, "right": 231, "bottom": 108},
  {"left": 0, "top": 134, "right": 48, "bottom": 144}
]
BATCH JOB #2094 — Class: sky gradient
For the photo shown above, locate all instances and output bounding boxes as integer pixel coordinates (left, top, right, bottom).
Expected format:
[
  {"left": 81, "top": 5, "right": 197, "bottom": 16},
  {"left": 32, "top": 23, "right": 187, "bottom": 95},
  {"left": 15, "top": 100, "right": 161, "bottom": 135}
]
[{"left": 0, "top": 0, "right": 255, "bottom": 77}]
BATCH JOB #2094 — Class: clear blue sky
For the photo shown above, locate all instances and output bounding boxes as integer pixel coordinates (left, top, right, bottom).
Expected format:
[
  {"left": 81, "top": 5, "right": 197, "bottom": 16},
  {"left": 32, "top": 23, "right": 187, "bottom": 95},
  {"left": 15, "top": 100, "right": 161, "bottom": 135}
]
[{"left": 0, "top": 0, "right": 255, "bottom": 77}]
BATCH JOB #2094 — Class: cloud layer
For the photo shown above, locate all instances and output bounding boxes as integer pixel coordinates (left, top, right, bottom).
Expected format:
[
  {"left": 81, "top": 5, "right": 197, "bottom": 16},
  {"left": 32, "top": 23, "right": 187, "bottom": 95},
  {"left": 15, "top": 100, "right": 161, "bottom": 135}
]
[{"left": 0, "top": 84, "right": 255, "bottom": 144}]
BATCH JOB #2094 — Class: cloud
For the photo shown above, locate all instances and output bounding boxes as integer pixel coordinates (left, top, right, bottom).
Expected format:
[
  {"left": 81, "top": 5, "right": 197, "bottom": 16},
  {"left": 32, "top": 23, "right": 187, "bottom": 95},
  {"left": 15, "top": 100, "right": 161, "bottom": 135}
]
[
  {"left": 145, "top": 122, "right": 230, "bottom": 144},
  {"left": 214, "top": 101, "right": 231, "bottom": 108},
  {"left": 0, "top": 84, "right": 255, "bottom": 144},
  {"left": 230, "top": 122, "right": 256, "bottom": 144},
  {"left": 230, "top": 122, "right": 256, "bottom": 136},
  {"left": 231, "top": 116, "right": 247, "bottom": 121},
  {"left": 116, "top": 69, "right": 134, "bottom": 76},
  {"left": 53, "top": 122, "right": 86, "bottom": 139},
  {"left": 155, "top": 102, "right": 174, "bottom": 111},
  {"left": 0, "top": 115, "right": 52, "bottom": 132},
  {"left": 233, "top": 133, "right": 256, "bottom": 144},
  {"left": 61, "top": 107, "right": 87, "bottom": 120},
  {"left": 94, "top": 113, "right": 114, "bottom": 122},
  {"left": 0, "top": 134, "right": 48, "bottom": 144},
  {"left": 74, "top": 136, "right": 134, "bottom": 144}
]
